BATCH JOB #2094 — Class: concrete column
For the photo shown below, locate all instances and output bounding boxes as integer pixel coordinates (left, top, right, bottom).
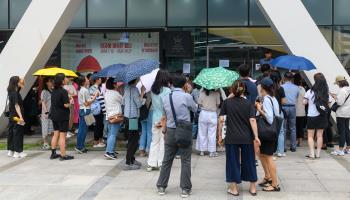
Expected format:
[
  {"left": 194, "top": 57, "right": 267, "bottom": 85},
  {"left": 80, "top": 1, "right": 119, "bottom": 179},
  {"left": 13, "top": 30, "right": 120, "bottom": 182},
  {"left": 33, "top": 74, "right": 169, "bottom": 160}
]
[
  {"left": 257, "top": 0, "right": 349, "bottom": 91},
  {"left": 0, "top": 0, "right": 83, "bottom": 133}
]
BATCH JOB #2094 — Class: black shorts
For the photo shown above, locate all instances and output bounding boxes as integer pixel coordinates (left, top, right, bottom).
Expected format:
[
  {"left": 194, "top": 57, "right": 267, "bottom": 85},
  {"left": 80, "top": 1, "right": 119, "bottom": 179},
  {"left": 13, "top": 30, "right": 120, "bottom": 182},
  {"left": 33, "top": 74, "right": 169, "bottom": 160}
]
[
  {"left": 307, "top": 116, "right": 328, "bottom": 130},
  {"left": 52, "top": 120, "right": 69, "bottom": 133},
  {"left": 260, "top": 140, "right": 277, "bottom": 156}
]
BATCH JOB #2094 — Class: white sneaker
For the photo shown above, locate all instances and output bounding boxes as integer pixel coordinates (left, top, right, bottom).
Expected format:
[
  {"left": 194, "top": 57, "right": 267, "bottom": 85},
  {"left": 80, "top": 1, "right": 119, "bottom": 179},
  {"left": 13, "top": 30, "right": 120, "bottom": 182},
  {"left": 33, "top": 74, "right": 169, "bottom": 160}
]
[
  {"left": 209, "top": 152, "right": 218, "bottom": 157},
  {"left": 19, "top": 152, "right": 27, "bottom": 158},
  {"left": 331, "top": 150, "right": 344, "bottom": 156},
  {"left": 344, "top": 149, "right": 350, "bottom": 154},
  {"left": 277, "top": 153, "right": 286, "bottom": 157},
  {"left": 199, "top": 151, "right": 205, "bottom": 156},
  {"left": 75, "top": 129, "right": 79, "bottom": 134},
  {"left": 13, "top": 152, "right": 20, "bottom": 158},
  {"left": 96, "top": 143, "right": 106, "bottom": 148},
  {"left": 66, "top": 132, "right": 73, "bottom": 138},
  {"left": 7, "top": 150, "right": 14, "bottom": 157}
]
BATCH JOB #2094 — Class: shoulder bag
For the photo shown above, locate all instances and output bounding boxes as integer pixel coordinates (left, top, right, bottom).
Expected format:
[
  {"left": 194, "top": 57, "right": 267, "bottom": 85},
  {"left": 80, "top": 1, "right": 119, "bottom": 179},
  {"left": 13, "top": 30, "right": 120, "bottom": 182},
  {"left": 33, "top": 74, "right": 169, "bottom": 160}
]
[
  {"left": 169, "top": 92, "right": 193, "bottom": 148},
  {"left": 257, "top": 97, "right": 283, "bottom": 141},
  {"left": 3, "top": 95, "right": 9, "bottom": 118},
  {"left": 108, "top": 114, "right": 124, "bottom": 124},
  {"left": 331, "top": 93, "right": 350, "bottom": 112}
]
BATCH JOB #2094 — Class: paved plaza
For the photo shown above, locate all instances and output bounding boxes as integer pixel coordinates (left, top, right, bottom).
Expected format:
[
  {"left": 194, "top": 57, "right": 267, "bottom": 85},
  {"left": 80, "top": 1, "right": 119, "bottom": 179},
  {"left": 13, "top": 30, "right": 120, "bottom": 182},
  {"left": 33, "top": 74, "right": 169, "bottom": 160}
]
[{"left": 0, "top": 146, "right": 349, "bottom": 200}]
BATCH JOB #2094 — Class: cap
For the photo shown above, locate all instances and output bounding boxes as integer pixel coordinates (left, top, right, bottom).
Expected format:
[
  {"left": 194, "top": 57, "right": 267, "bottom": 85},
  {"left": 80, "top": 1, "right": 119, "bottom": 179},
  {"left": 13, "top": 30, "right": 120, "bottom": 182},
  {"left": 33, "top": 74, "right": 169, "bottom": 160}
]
[
  {"left": 334, "top": 75, "right": 346, "bottom": 84},
  {"left": 260, "top": 77, "right": 274, "bottom": 87}
]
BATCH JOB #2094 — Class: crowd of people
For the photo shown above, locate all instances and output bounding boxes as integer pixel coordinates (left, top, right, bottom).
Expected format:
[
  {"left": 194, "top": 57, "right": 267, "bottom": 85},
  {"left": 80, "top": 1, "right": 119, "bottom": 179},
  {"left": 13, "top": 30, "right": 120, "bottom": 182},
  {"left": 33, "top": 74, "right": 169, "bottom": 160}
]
[{"left": 4, "top": 60, "right": 350, "bottom": 197}]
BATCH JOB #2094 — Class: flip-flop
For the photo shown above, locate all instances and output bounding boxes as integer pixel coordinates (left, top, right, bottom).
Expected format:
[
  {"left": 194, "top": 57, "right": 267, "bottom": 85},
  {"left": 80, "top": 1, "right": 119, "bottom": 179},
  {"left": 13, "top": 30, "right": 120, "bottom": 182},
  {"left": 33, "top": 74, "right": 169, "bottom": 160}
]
[{"left": 227, "top": 189, "right": 239, "bottom": 196}]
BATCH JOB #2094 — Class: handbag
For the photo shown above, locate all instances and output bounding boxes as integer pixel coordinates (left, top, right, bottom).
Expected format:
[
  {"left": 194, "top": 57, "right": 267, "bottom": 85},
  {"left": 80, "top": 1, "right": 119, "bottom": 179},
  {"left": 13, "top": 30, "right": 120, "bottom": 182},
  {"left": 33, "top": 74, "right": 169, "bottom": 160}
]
[
  {"left": 331, "top": 93, "right": 350, "bottom": 112},
  {"left": 108, "top": 114, "right": 124, "bottom": 124},
  {"left": 169, "top": 92, "right": 193, "bottom": 148},
  {"left": 257, "top": 97, "right": 283, "bottom": 141},
  {"left": 84, "top": 113, "right": 95, "bottom": 126},
  {"left": 3, "top": 95, "right": 9, "bottom": 118}
]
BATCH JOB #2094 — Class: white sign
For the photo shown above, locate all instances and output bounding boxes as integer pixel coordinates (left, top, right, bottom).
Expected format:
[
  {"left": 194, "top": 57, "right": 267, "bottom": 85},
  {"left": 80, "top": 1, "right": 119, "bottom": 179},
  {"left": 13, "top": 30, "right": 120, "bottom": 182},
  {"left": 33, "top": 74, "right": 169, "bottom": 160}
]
[
  {"left": 183, "top": 63, "right": 191, "bottom": 74},
  {"left": 219, "top": 59, "right": 230, "bottom": 68},
  {"left": 255, "top": 63, "right": 261, "bottom": 71},
  {"left": 61, "top": 32, "right": 159, "bottom": 72}
]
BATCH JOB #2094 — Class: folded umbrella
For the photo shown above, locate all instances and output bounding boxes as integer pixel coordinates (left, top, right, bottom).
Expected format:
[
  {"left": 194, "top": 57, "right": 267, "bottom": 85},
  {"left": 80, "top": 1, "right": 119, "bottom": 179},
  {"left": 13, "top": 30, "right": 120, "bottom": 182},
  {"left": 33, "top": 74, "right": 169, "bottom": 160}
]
[
  {"left": 33, "top": 67, "right": 78, "bottom": 77},
  {"left": 270, "top": 55, "right": 316, "bottom": 71},
  {"left": 194, "top": 67, "right": 239, "bottom": 90},
  {"left": 92, "top": 63, "right": 126, "bottom": 78},
  {"left": 115, "top": 59, "right": 160, "bottom": 83}
]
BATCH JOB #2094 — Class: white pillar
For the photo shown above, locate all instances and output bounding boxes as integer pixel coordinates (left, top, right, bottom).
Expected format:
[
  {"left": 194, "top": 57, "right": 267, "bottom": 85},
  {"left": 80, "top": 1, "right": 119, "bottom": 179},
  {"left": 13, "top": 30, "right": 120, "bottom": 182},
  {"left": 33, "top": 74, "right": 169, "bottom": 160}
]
[
  {"left": 257, "top": 0, "right": 349, "bottom": 91},
  {"left": 0, "top": 0, "right": 83, "bottom": 133}
]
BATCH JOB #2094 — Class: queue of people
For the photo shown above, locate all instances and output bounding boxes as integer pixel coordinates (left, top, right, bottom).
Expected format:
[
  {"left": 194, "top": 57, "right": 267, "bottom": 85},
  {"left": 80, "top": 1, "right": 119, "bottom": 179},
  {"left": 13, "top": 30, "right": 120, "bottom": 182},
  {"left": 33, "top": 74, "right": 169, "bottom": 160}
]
[{"left": 5, "top": 62, "right": 350, "bottom": 198}]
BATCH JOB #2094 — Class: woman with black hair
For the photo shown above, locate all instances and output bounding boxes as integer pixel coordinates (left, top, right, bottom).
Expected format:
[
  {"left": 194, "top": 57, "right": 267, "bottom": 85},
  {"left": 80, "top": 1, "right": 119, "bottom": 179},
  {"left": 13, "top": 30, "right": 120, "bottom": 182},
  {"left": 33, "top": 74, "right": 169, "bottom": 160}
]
[
  {"left": 304, "top": 73, "right": 332, "bottom": 159},
  {"left": 104, "top": 78, "right": 123, "bottom": 160},
  {"left": 218, "top": 80, "right": 260, "bottom": 196},
  {"left": 123, "top": 78, "right": 146, "bottom": 170},
  {"left": 256, "top": 78, "right": 281, "bottom": 192},
  {"left": 147, "top": 70, "right": 171, "bottom": 171},
  {"left": 50, "top": 73, "right": 74, "bottom": 161},
  {"left": 40, "top": 77, "right": 54, "bottom": 150},
  {"left": 196, "top": 88, "right": 220, "bottom": 157},
  {"left": 7, "top": 76, "right": 26, "bottom": 158}
]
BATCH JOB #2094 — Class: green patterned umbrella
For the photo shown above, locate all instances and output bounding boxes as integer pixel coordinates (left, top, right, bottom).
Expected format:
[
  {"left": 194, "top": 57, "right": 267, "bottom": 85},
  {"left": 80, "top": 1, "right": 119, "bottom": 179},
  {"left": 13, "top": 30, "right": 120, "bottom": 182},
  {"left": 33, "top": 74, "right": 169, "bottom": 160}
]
[{"left": 193, "top": 67, "right": 239, "bottom": 90}]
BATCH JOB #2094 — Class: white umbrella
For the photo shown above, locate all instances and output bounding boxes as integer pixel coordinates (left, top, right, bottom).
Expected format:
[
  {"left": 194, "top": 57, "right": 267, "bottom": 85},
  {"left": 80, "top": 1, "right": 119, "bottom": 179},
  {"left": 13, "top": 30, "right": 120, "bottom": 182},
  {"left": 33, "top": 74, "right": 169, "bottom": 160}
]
[{"left": 137, "top": 68, "right": 160, "bottom": 93}]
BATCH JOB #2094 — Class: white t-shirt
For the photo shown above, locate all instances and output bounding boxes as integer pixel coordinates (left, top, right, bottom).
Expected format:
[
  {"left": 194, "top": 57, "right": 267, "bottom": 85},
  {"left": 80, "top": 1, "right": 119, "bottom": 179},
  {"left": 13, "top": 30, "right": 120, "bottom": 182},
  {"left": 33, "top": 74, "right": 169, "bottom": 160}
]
[
  {"left": 78, "top": 87, "right": 91, "bottom": 110},
  {"left": 304, "top": 90, "right": 332, "bottom": 117}
]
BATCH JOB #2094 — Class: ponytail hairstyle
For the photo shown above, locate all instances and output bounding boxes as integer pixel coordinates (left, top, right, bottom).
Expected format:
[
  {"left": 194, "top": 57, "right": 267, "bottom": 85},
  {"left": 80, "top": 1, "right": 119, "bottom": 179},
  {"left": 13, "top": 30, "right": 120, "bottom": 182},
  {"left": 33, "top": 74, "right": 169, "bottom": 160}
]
[{"left": 231, "top": 80, "right": 246, "bottom": 97}]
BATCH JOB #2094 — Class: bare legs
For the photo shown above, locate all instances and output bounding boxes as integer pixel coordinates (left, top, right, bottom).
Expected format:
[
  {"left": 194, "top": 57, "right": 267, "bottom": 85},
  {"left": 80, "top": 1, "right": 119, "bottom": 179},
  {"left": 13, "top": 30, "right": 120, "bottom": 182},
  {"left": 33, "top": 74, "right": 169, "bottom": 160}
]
[
  {"left": 51, "top": 131, "right": 67, "bottom": 156},
  {"left": 259, "top": 154, "right": 278, "bottom": 191},
  {"left": 307, "top": 129, "right": 323, "bottom": 158}
]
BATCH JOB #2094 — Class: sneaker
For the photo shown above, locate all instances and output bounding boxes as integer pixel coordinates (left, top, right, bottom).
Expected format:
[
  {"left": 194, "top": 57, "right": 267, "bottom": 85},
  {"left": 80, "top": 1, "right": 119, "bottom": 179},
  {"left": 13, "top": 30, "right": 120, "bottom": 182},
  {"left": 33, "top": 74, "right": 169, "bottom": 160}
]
[
  {"left": 290, "top": 148, "right": 296, "bottom": 152},
  {"left": 123, "top": 164, "right": 140, "bottom": 171},
  {"left": 60, "top": 155, "right": 74, "bottom": 161},
  {"left": 74, "top": 129, "right": 79, "bottom": 134},
  {"left": 181, "top": 190, "right": 192, "bottom": 198},
  {"left": 74, "top": 148, "right": 84, "bottom": 154},
  {"left": 12, "top": 152, "right": 20, "bottom": 158},
  {"left": 175, "top": 155, "right": 181, "bottom": 159},
  {"left": 18, "top": 152, "right": 27, "bottom": 158},
  {"left": 42, "top": 143, "right": 50, "bottom": 150},
  {"left": 7, "top": 150, "right": 14, "bottom": 157},
  {"left": 147, "top": 165, "right": 154, "bottom": 172},
  {"left": 331, "top": 150, "right": 344, "bottom": 156},
  {"left": 50, "top": 153, "right": 61, "bottom": 160},
  {"left": 209, "top": 152, "right": 218, "bottom": 157},
  {"left": 104, "top": 152, "right": 117, "bottom": 160},
  {"left": 133, "top": 160, "right": 142, "bottom": 166},
  {"left": 82, "top": 148, "right": 89, "bottom": 153},
  {"left": 255, "top": 160, "right": 259, "bottom": 166},
  {"left": 277, "top": 153, "right": 286, "bottom": 157},
  {"left": 66, "top": 132, "right": 73, "bottom": 138},
  {"left": 97, "top": 143, "right": 106, "bottom": 148},
  {"left": 199, "top": 151, "right": 205, "bottom": 156},
  {"left": 344, "top": 149, "right": 350, "bottom": 154},
  {"left": 157, "top": 187, "right": 166, "bottom": 196}
]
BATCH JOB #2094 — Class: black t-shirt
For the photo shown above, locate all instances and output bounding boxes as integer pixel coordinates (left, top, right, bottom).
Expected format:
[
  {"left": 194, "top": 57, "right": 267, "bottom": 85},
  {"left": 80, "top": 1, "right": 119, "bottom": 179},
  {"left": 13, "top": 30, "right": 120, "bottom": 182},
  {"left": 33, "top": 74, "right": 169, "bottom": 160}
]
[
  {"left": 220, "top": 97, "right": 256, "bottom": 144},
  {"left": 8, "top": 91, "right": 24, "bottom": 121},
  {"left": 275, "top": 87, "right": 286, "bottom": 112},
  {"left": 50, "top": 87, "right": 70, "bottom": 121}
]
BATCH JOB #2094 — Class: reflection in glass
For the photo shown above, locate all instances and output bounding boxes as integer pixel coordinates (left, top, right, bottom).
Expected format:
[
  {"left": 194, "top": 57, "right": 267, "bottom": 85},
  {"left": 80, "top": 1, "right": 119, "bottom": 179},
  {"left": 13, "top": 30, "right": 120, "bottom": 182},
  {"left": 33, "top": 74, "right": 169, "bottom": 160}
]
[
  {"left": 334, "top": 0, "right": 350, "bottom": 25},
  {"left": 168, "top": 0, "right": 206, "bottom": 26},
  {"left": 334, "top": 26, "right": 350, "bottom": 72},
  {"left": 10, "top": 0, "right": 31, "bottom": 28},
  {"left": 249, "top": 0, "right": 268, "bottom": 26},
  {"left": 208, "top": 0, "right": 248, "bottom": 26},
  {"left": 301, "top": 0, "right": 332, "bottom": 25},
  {"left": 88, "top": 0, "right": 125, "bottom": 27},
  {"left": 128, "top": 0, "right": 165, "bottom": 27},
  {"left": 70, "top": 0, "right": 86, "bottom": 28},
  {"left": 0, "top": 0, "right": 7, "bottom": 28}
]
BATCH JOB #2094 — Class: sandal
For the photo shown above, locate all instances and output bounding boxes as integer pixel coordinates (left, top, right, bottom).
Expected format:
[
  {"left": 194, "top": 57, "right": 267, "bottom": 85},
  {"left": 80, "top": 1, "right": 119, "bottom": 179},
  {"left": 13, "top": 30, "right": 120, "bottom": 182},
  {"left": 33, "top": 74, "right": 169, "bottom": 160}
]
[
  {"left": 258, "top": 178, "right": 272, "bottom": 187},
  {"left": 262, "top": 185, "right": 280, "bottom": 192},
  {"left": 305, "top": 155, "right": 315, "bottom": 160},
  {"left": 227, "top": 189, "right": 239, "bottom": 196},
  {"left": 249, "top": 190, "right": 257, "bottom": 196}
]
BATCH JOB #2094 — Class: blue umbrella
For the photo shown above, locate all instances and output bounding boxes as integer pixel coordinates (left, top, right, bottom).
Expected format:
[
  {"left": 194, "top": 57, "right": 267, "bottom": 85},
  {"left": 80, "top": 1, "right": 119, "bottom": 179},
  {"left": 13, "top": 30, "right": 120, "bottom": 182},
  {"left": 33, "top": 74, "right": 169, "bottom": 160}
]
[
  {"left": 270, "top": 55, "right": 316, "bottom": 71},
  {"left": 92, "top": 63, "right": 126, "bottom": 78},
  {"left": 116, "top": 59, "right": 160, "bottom": 83}
]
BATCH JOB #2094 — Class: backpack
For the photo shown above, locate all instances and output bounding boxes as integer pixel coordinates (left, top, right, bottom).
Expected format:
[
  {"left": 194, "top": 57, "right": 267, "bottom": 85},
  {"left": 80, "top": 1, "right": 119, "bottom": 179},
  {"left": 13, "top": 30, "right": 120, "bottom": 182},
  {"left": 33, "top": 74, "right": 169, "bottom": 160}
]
[{"left": 91, "top": 100, "right": 101, "bottom": 116}]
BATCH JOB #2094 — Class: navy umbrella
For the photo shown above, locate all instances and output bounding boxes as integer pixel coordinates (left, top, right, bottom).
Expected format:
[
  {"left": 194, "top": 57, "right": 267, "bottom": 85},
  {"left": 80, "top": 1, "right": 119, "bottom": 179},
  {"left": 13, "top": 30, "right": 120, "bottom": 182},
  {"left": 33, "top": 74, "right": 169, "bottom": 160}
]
[
  {"left": 92, "top": 63, "right": 126, "bottom": 78},
  {"left": 116, "top": 59, "right": 160, "bottom": 83},
  {"left": 270, "top": 55, "right": 316, "bottom": 71}
]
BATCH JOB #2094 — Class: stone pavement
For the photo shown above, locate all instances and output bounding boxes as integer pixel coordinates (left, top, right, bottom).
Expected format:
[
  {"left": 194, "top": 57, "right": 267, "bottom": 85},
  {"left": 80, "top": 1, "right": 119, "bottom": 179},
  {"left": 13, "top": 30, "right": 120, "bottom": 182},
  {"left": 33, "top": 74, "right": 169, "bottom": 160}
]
[{"left": 0, "top": 146, "right": 349, "bottom": 200}]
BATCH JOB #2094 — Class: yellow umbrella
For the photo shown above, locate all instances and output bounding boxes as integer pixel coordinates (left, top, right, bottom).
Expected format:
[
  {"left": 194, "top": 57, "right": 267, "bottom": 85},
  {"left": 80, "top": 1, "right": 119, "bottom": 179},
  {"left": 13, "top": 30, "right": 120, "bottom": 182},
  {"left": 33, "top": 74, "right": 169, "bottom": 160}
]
[{"left": 33, "top": 67, "right": 78, "bottom": 77}]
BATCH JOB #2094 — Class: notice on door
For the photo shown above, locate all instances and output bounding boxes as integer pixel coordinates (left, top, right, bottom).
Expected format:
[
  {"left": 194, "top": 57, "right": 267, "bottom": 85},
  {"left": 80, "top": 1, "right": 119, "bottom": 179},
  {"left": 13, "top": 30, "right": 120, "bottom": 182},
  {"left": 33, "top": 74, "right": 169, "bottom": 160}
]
[{"left": 219, "top": 59, "right": 230, "bottom": 68}]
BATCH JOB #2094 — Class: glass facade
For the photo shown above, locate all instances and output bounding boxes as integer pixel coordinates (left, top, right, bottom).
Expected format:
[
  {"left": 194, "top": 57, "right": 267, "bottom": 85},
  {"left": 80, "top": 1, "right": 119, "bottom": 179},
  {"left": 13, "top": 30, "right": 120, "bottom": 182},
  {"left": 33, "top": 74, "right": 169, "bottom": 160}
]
[{"left": 1, "top": 0, "right": 350, "bottom": 74}]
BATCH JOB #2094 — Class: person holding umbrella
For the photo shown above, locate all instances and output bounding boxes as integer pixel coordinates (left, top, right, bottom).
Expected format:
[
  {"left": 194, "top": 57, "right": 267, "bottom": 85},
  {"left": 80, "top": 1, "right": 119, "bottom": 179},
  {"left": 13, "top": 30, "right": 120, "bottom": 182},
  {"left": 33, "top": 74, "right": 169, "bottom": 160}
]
[{"left": 123, "top": 78, "right": 146, "bottom": 170}]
